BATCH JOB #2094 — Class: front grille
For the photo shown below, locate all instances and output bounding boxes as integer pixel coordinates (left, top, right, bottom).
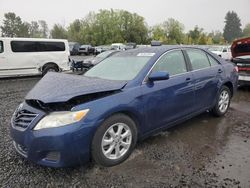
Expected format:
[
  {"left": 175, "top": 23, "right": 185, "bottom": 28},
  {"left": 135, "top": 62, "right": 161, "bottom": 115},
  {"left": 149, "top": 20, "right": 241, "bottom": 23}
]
[{"left": 12, "top": 109, "right": 38, "bottom": 129}]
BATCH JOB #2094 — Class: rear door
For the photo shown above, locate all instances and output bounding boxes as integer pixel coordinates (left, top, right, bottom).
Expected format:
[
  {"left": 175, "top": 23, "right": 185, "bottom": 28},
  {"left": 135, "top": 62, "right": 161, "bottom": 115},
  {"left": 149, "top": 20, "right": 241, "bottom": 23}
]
[
  {"left": 184, "top": 49, "right": 223, "bottom": 111},
  {"left": 142, "top": 50, "right": 195, "bottom": 131}
]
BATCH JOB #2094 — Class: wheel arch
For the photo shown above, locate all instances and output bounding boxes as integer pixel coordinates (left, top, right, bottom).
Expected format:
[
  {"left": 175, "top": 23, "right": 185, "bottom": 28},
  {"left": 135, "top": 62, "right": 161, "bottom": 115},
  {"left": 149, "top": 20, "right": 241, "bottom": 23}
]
[
  {"left": 223, "top": 81, "right": 234, "bottom": 97},
  {"left": 41, "top": 62, "right": 59, "bottom": 71},
  {"left": 99, "top": 109, "right": 143, "bottom": 138}
]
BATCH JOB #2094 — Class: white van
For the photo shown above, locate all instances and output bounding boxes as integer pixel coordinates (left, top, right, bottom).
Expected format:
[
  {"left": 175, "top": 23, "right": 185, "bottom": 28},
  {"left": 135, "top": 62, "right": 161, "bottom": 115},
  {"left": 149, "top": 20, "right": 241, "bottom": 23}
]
[{"left": 0, "top": 37, "right": 70, "bottom": 77}]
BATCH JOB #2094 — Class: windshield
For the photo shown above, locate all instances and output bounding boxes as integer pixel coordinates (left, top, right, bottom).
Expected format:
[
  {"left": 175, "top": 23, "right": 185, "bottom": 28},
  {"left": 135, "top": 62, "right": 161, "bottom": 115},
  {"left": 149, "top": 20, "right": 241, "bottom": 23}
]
[
  {"left": 96, "top": 51, "right": 115, "bottom": 58},
  {"left": 84, "top": 56, "right": 150, "bottom": 81}
]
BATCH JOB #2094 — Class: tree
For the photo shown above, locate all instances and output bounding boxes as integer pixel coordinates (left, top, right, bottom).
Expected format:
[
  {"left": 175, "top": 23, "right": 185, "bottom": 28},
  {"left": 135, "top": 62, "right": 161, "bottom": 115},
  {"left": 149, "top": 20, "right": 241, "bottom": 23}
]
[
  {"left": 208, "top": 30, "right": 224, "bottom": 44},
  {"left": 68, "top": 19, "right": 84, "bottom": 43},
  {"left": 223, "top": 11, "right": 242, "bottom": 42},
  {"left": 38, "top": 20, "right": 49, "bottom": 38},
  {"left": 188, "top": 26, "right": 203, "bottom": 44},
  {"left": 198, "top": 33, "right": 207, "bottom": 45},
  {"left": 29, "top": 21, "right": 41, "bottom": 37},
  {"left": 50, "top": 24, "right": 68, "bottom": 39},
  {"left": 18, "top": 22, "right": 30, "bottom": 37},
  {"left": 162, "top": 18, "right": 184, "bottom": 44},
  {"left": 151, "top": 25, "right": 167, "bottom": 43},
  {"left": 243, "top": 23, "right": 250, "bottom": 37},
  {"left": 0, "top": 12, "right": 27, "bottom": 37},
  {"left": 68, "top": 9, "right": 149, "bottom": 45}
]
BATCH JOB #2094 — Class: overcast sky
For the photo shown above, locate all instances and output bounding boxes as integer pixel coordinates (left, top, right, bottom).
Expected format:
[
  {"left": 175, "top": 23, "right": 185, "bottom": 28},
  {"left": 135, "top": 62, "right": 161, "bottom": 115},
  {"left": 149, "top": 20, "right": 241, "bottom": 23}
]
[{"left": 0, "top": 0, "right": 249, "bottom": 32}]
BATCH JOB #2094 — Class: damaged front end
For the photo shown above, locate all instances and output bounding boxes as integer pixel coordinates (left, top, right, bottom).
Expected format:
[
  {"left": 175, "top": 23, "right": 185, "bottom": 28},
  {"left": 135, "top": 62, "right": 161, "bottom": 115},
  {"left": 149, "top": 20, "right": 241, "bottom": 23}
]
[{"left": 26, "top": 90, "right": 121, "bottom": 112}]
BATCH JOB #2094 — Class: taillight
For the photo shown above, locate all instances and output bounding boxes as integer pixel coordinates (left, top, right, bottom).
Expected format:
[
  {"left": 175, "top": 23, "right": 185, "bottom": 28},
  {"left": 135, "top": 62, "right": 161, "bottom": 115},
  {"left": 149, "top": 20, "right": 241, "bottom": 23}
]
[{"left": 234, "top": 66, "right": 238, "bottom": 72}]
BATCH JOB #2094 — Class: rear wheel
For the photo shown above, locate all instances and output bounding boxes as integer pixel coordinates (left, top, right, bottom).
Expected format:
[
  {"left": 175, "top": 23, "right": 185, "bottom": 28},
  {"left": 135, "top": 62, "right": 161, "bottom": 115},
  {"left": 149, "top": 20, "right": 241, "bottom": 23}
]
[
  {"left": 42, "top": 64, "right": 59, "bottom": 76},
  {"left": 211, "top": 86, "right": 231, "bottom": 117},
  {"left": 91, "top": 114, "right": 137, "bottom": 167}
]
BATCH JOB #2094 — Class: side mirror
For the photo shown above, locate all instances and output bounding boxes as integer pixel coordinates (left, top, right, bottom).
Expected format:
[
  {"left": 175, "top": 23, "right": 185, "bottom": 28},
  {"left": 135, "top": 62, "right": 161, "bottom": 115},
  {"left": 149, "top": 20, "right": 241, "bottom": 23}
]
[{"left": 148, "top": 71, "right": 170, "bottom": 82}]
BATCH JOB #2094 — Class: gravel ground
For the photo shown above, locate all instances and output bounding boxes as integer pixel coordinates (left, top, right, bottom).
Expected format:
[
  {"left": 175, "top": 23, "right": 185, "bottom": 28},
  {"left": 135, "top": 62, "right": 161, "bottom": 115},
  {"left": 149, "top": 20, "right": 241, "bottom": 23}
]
[{"left": 0, "top": 76, "right": 250, "bottom": 188}]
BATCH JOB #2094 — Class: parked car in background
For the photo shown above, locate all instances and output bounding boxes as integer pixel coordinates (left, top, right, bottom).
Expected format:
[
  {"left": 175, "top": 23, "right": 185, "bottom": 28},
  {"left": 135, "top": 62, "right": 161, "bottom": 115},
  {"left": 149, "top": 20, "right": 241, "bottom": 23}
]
[
  {"left": 79, "top": 45, "right": 95, "bottom": 55},
  {"left": 84, "top": 50, "right": 120, "bottom": 66},
  {"left": 208, "top": 46, "right": 232, "bottom": 60},
  {"left": 231, "top": 37, "right": 250, "bottom": 86},
  {"left": 0, "top": 37, "right": 70, "bottom": 77},
  {"left": 10, "top": 46, "right": 238, "bottom": 168},
  {"left": 151, "top": 40, "right": 162, "bottom": 46},
  {"left": 111, "top": 43, "right": 126, "bottom": 50},
  {"left": 94, "top": 45, "right": 112, "bottom": 55},
  {"left": 69, "top": 42, "right": 80, "bottom": 55},
  {"left": 125, "top": 42, "right": 137, "bottom": 50}
]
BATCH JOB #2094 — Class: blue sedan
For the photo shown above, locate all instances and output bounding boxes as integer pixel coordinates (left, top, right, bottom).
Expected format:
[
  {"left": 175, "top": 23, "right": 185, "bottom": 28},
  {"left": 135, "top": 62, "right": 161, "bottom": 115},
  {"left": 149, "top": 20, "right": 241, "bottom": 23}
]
[{"left": 10, "top": 46, "right": 238, "bottom": 167}]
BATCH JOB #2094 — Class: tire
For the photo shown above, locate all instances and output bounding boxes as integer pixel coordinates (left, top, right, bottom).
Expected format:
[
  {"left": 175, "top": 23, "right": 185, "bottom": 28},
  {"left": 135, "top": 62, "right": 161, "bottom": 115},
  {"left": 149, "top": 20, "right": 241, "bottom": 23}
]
[
  {"left": 91, "top": 114, "right": 137, "bottom": 167},
  {"left": 42, "top": 64, "right": 59, "bottom": 76},
  {"left": 211, "top": 86, "right": 231, "bottom": 117}
]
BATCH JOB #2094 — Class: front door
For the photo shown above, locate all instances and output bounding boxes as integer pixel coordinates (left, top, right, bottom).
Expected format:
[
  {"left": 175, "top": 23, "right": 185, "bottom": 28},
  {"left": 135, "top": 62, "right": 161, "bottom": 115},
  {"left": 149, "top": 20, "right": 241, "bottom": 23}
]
[{"left": 142, "top": 50, "right": 195, "bottom": 132}]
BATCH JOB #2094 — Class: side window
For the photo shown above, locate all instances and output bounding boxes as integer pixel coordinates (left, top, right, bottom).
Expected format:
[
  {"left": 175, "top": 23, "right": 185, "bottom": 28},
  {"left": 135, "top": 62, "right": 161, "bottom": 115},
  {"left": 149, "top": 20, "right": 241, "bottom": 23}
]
[
  {"left": 0, "top": 41, "right": 3, "bottom": 53},
  {"left": 207, "top": 54, "right": 219, "bottom": 66},
  {"left": 11, "top": 41, "right": 65, "bottom": 52},
  {"left": 152, "top": 50, "right": 187, "bottom": 76},
  {"left": 11, "top": 41, "right": 37, "bottom": 52},
  {"left": 38, "top": 42, "right": 65, "bottom": 52},
  {"left": 186, "top": 49, "right": 210, "bottom": 70}
]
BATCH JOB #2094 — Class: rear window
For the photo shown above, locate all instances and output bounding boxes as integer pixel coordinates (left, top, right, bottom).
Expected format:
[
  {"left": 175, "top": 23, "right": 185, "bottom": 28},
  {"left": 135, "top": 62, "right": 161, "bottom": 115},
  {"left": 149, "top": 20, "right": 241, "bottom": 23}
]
[
  {"left": 0, "top": 41, "right": 3, "bottom": 53},
  {"left": 11, "top": 41, "right": 65, "bottom": 52}
]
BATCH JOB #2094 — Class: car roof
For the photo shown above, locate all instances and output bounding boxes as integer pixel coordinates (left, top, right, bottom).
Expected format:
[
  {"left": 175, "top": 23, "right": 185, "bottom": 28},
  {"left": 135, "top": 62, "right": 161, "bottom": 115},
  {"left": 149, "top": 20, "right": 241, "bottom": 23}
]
[{"left": 113, "top": 45, "right": 204, "bottom": 57}]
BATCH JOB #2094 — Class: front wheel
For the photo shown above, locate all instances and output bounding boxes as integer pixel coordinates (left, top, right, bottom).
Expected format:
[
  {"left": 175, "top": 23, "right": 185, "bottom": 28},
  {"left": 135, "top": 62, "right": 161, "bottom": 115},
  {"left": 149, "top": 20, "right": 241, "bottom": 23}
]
[
  {"left": 211, "top": 86, "right": 231, "bottom": 117},
  {"left": 91, "top": 114, "right": 137, "bottom": 167}
]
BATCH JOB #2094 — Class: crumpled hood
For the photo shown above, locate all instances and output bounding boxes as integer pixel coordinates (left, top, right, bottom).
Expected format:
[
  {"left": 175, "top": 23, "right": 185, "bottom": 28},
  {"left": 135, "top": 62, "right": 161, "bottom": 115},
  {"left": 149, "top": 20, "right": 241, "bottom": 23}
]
[
  {"left": 25, "top": 72, "right": 127, "bottom": 103},
  {"left": 231, "top": 37, "right": 250, "bottom": 58}
]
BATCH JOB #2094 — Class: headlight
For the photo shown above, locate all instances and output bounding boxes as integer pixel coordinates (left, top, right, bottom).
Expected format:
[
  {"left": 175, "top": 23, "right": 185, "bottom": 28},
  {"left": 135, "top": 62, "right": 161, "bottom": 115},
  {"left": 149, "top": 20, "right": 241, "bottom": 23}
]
[{"left": 34, "top": 109, "right": 89, "bottom": 130}]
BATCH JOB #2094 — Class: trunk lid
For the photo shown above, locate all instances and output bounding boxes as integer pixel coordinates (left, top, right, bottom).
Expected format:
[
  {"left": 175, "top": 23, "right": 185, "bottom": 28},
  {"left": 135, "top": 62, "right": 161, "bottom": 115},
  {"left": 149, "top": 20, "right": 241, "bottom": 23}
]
[{"left": 231, "top": 37, "right": 250, "bottom": 58}]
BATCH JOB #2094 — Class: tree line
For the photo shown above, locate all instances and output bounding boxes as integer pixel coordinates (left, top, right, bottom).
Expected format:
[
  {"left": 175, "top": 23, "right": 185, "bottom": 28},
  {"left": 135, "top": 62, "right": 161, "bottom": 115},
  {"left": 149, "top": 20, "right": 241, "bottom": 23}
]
[{"left": 1, "top": 10, "right": 250, "bottom": 45}]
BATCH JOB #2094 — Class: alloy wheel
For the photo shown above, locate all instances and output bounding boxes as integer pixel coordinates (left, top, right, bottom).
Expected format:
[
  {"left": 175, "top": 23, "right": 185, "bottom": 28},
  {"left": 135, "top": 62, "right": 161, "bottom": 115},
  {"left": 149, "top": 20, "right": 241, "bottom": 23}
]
[
  {"left": 218, "top": 90, "right": 230, "bottom": 113},
  {"left": 101, "top": 123, "right": 132, "bottom": 160}
]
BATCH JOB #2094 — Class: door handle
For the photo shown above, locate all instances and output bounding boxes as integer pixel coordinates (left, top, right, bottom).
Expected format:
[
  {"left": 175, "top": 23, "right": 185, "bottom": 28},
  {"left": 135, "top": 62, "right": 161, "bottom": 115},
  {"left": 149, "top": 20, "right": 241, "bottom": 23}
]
[
  {"left": 186, "top": 77, "right": 191, "bottom": 81},
  {"left": 218, "top": 69, "right": 223, "bottom": 73}
]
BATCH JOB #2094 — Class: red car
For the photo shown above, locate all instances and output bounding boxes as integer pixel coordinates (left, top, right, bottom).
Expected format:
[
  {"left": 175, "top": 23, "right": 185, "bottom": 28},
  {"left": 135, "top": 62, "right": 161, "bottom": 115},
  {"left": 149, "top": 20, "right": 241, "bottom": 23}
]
[{"left": 231, "top": 37, "right": 250, "bottom": 86}]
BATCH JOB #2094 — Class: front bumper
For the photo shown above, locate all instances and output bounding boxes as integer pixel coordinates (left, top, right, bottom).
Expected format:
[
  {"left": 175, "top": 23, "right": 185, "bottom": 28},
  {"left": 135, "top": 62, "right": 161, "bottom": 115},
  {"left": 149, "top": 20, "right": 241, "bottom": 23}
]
[
  {"left": 10, "top": 122, "right": 96, "bottom": 167},
  {"left": 10, "top": 103, "right": 98, "bottom": 167}
]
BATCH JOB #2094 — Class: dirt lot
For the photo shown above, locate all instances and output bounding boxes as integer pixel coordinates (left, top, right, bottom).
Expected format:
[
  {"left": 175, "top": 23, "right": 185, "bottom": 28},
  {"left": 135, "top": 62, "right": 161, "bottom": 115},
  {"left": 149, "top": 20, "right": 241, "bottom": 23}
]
[{"left": 0, "top": 75, "right": 249, "bottom": 188}]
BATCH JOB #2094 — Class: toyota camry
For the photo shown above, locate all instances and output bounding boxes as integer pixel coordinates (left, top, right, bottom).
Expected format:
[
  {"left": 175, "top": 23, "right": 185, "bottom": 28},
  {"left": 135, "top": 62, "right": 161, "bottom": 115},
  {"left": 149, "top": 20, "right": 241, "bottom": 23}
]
[{"left": 10, "top": 46, "right": 238, "bottom": 167}]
